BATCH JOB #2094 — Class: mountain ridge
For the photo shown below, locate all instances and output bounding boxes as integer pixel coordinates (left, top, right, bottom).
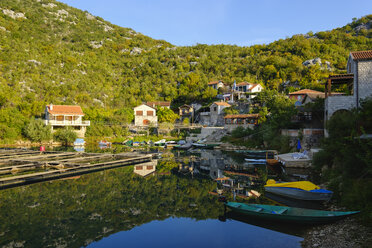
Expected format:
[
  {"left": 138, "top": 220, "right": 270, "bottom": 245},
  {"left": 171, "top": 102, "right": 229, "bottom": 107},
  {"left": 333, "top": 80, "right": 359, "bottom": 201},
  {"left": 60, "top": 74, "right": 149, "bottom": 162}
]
[{"left": 0, "top": 0, "right": 371, "bottom": 139}]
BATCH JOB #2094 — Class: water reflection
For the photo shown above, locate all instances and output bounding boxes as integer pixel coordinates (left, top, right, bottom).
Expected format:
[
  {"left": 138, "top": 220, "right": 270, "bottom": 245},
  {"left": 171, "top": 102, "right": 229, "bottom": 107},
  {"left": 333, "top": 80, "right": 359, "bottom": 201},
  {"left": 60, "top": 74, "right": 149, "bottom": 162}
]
[
  {"left": 0, "top": 146, "right": 309, "bottom": 248},
  {"left": 87, "top": 217, "right": 303, "bottom": 248}
]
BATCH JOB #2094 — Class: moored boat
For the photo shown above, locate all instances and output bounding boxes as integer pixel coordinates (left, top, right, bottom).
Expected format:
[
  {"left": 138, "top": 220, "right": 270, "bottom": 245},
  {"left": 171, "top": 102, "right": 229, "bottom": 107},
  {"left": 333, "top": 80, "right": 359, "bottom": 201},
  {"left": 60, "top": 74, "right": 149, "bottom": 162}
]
[
  {"left": 225, "top": 202, "right": 359, "bottom": 224},
  {"left": 264, "top": 180, "right": 333, "bottom": 201}
]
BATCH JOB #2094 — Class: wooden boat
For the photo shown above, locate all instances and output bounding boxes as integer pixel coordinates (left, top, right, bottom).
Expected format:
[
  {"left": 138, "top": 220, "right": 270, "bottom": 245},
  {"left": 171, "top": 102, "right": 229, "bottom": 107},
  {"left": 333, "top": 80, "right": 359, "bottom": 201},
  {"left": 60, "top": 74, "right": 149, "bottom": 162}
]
[
  {"left": 225, "top": 202, "right": 359, "bottom": 224},
  {"left": 264, "top": 180, "right": 333, "bottom": 201}
]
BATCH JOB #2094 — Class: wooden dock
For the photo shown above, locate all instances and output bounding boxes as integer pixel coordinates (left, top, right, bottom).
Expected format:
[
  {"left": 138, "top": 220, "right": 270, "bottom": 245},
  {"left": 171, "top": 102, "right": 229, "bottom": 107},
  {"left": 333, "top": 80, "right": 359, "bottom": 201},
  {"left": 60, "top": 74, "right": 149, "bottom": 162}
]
[{"left": 0, "top": 149, "right": 155, "bottom": 190}]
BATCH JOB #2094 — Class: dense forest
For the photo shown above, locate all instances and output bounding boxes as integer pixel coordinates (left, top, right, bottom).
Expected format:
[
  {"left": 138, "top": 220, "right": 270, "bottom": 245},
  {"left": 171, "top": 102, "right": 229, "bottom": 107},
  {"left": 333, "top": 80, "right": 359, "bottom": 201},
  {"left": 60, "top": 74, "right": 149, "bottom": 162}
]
[{"left": 0, "top": 0, "right": 371, "bottom": 140}]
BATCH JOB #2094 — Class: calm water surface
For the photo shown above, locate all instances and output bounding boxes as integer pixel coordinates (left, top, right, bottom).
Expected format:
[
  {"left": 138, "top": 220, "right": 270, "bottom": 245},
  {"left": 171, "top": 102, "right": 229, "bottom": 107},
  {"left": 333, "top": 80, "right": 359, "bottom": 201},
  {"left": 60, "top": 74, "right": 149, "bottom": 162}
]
[{"left": 0, "top": 147, "right": 307, "bottom": 248}]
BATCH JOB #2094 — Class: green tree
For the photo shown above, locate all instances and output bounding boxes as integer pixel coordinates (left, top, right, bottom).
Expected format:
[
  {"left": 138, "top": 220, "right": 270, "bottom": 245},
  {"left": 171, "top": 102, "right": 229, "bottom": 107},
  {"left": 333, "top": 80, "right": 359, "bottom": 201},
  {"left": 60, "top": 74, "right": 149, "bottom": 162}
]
[
  {"left": 24, "top": 118, "right": 52, "bottom": 142},
  {"left": 157, "top": 107, "right": 179, "bottom": 123},
  {"left": 53, "top": 127, "right": 77, "bottom": 146}
]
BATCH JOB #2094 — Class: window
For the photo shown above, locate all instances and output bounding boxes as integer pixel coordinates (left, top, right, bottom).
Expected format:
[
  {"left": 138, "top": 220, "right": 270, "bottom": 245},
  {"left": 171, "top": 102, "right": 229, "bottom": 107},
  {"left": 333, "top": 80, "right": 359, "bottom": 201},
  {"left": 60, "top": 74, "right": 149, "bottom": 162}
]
[
  {"left": 136, "top": 166, "right": 143, "bottom": 170},
  {"left": 147, "top": 111, "right": 153, "bottom": 116},
  {"left": 214, "top": 107, "right": 217, "bottom": 111},
  {"left": 147, "top": 166, "right": 153, "bottom": 170},
  {"left": 136, "top": 111, "right": 143, "bottom": 116}
]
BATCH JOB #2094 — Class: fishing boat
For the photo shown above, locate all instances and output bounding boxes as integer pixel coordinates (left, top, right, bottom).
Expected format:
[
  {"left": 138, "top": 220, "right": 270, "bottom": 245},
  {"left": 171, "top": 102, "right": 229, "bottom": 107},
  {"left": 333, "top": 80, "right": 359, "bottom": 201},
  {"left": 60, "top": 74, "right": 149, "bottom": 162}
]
[
  {"left": 73, "top": 138, "right": 85, "bottom": 146},
  {"left": 173, "top": 142, "right": 193, "bottom": 150},
  {"left": 192, "top": 143, "right": 219, "bottom": 149},
  {"left": 244, "top": 158, "right": 266, "bottom": 164},
  {"left": 225, "top": 202, "right": 359, "bottom": 224},
  {"left": 98, "top": 140, "right": 111, "bottom": 147},
  {"left": 154, "top": 139, "right": 166, "bottom": 146},
  {"left": 264, "top": 180, "right": 333, "bottom": 201}
]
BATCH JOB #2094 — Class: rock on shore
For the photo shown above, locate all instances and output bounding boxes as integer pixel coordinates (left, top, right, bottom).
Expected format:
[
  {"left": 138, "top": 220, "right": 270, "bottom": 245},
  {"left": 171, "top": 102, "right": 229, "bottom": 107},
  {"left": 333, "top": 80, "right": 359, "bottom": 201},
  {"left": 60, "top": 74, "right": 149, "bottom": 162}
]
[{"left": 301, "top": 217, "right": 372, "bottom": 248}]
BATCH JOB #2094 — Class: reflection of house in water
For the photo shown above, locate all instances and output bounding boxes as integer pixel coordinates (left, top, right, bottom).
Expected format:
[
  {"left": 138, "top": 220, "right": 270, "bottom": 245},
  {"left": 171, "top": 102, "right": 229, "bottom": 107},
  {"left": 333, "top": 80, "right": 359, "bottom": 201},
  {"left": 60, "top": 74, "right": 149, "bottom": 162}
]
[
  {"left": 197, "top": 150, "right": 225, "bottom": 179},
  {"left": 133, "top": 161, "right": 156, "bottom": 177}
]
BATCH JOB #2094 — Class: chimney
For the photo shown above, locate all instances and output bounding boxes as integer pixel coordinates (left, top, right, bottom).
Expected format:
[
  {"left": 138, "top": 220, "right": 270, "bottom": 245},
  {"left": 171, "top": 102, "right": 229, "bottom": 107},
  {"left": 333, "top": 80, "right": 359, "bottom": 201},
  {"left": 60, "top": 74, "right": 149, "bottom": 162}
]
[{"left": 50, "top": 104, "right": 53, "bottom": 110}]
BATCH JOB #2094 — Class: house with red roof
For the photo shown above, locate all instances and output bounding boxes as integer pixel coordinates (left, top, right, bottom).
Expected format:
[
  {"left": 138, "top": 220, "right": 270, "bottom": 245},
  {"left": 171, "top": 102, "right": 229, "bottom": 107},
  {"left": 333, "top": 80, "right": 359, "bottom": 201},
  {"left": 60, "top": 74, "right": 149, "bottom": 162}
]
[
  {"left": 208, "top": 80, "right": 224, "bottom": 90},
  {"left": 44, "top": 104, "right": 90, "bottom": 137},
  {"left": 224, "top": 114, "right": 259, "bottom": 132}
]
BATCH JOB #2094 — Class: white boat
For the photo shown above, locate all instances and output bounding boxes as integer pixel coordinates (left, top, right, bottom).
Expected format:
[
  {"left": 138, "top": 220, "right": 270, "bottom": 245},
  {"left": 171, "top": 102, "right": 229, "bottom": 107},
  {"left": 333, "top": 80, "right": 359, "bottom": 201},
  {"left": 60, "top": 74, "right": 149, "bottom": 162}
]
[
  {"left": 74, "top": 139, "right": 85, "bottom": 146},
  {"left": 244, "top": 158, "right": 266, "bottom": 164}
]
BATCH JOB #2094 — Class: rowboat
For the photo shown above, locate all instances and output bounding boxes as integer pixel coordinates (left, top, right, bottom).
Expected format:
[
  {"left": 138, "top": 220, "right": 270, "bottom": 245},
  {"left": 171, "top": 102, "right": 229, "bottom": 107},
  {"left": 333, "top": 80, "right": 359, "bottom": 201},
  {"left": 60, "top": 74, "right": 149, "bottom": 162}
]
[
  {"left": 192, "top": 143, "right": 219, "bottom": 149},
  {"left": 264, "top": 180, "right": 333, "bottom": 201},
  {"left": 225, "top": 202, "right": 359, "bottom": 224},
  {"left": 244, "top": 158, "right": 266, "bottom": 164}
]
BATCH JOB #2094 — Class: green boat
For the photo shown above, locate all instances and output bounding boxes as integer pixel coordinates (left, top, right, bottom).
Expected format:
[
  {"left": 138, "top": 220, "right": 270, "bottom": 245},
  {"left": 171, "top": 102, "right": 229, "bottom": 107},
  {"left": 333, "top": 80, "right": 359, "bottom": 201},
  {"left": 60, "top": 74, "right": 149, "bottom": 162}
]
[{"left": 225, "top": 202, "right": 359, "bottom": 224}]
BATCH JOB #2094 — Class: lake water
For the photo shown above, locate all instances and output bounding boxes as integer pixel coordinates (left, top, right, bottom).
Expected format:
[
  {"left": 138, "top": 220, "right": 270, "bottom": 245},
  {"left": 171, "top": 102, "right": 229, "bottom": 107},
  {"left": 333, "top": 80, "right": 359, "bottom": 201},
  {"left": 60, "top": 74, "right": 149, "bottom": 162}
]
[{"left": 0, "top": 147, "right": 308, "bottom": 248}]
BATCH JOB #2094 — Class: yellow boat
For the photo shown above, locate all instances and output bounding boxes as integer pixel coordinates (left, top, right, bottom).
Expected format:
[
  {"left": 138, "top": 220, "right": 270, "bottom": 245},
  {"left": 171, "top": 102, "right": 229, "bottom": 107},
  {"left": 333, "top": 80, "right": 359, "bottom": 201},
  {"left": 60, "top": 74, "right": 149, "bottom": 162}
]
[
  {"left": 264, "top": 179, "right": 333, "bottom": 201},
  {"left": 265, "top": 179, "right": 320, "bottom": 190}
]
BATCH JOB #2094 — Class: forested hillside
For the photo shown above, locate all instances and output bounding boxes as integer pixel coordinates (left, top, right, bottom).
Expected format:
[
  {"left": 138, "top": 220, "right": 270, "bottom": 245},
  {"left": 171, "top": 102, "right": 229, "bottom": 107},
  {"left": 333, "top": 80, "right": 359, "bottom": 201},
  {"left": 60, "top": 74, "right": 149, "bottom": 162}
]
[{"left": 0, "top": 0, "right": 371, "bottom": 140}]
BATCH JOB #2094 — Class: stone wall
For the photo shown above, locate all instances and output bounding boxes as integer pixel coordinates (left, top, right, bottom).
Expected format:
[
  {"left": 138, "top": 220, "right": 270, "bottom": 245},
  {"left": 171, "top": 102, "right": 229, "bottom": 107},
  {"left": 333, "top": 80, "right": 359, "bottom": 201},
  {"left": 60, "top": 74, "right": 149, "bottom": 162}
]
[
  {"left": 325, "top": 95, "right": 356, "bottom": 119},
  {"left": 358, "top": 60, "right": 372, "bottom": 100},
  {"left": 281, "top": 128, "right": 324, "bottom": 149}
]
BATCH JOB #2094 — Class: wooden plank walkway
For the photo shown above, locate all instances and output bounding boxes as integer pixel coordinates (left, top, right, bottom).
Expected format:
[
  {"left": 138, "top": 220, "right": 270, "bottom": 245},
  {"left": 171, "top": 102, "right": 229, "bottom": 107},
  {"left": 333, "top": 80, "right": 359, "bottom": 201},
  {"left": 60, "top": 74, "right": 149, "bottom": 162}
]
[{"left": 0, "top": 149, "right": 155, "bottom": 190}]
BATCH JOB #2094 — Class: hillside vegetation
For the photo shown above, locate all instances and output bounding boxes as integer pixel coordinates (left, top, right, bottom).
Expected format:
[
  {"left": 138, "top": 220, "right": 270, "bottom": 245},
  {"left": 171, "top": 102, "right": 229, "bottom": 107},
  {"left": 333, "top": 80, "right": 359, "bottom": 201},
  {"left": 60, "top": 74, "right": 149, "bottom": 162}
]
[{"left": 0, "top": 0, "right": 371, "bottom": 140}]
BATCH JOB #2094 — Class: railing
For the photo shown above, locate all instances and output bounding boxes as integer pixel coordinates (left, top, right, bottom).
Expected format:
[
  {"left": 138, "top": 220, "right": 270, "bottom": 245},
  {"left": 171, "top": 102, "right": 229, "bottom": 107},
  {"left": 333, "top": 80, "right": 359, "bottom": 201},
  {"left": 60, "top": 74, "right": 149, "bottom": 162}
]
[{"left": 44, "top": 120, "right": 90, "bottom": 126}]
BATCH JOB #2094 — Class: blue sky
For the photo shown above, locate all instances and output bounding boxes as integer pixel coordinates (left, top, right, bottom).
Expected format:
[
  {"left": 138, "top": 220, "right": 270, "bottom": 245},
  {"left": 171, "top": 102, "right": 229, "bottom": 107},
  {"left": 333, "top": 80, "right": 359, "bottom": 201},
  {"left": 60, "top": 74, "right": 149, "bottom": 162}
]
[{"left": 59, "top": 0, "right": 371, "bottom": 46}]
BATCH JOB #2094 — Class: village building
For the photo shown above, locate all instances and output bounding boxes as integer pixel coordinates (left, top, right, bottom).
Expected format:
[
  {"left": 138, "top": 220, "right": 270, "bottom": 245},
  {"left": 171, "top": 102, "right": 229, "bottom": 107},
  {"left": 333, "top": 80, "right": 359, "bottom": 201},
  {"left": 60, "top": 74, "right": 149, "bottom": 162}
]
[
  {"left": 133, "top": 162, "right": 156, "bottom": 177},
  {"left": 210, "top": 101, "right": 231, "bottom": 126},
  {"left": 208, "top": 80, "right": 225, "bottom": 90},
  {"left": 146, "top": 101, "right": 171, "bottom": 109},
  {"left": 325, "top": 50, "right": 372, "bottom": 121},
  {"left": 234, "top": 82, "right": 263, "bottom": 100},
  {"left": 134, "top": 104, "right": 158, "bottom": 126},
  {"left": 289, "top": 89, "right": 325, "bottom": 106},
  {"left": 44, "top": 104, "right": 90, "bottom": 138},
  {"left": 178, "top": 104, "right": 194, "bottom": 123},
  {"left": 224, "top": 114, "right": 259, "bottom": 132}
]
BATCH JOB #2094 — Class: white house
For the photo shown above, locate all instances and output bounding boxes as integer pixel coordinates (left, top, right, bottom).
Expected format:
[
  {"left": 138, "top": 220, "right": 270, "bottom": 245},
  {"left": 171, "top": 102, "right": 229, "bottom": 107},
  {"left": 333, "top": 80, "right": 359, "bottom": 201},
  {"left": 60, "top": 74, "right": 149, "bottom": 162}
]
[
  {"left": 235, "top": 82, "right": 263, "bottom": 99},
  {"left": 44, "top": 104, "right": 90, "bottom": 138},
  {"left": 134, "top": 104, "right": 158, "bottom": 126}
]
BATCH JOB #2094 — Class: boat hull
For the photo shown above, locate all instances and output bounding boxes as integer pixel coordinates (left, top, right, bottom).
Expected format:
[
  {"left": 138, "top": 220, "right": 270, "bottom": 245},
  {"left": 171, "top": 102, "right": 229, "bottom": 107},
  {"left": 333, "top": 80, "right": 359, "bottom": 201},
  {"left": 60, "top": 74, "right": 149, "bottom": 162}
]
[
  {"left": 265, "top": 186, "right": 333, "bottom": 201},
  {"left": 225, "top": 202, "right": 359, "bottom": 224}
]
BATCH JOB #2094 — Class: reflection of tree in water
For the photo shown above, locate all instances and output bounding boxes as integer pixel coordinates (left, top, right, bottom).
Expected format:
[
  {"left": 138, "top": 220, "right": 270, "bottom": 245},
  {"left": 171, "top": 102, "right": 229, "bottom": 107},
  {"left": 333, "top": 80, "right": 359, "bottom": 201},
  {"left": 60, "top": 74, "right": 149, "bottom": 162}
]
[{"left": 0, "top": 166, "right": 221, "bottom": 248}]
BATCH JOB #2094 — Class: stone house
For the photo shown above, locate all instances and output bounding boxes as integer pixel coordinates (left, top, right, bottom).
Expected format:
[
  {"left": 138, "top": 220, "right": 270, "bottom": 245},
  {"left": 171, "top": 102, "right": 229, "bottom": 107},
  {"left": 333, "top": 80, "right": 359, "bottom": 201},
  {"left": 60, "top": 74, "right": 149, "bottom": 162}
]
[
  {"left": 210, "top": 101, "right": 231, "bottom": 126},
  {"left": 325, "top": 50, "right": 372, "bottom": 121},
  {"left": 44, "top": 104, "right": 90, "bottom": 138},
  {"left": 224, "top": 114, "right": 259, "bottom": 132},
  {"left": 134, "top": 104, "right": 158, "bottom": 126},
  {"left": 178, "top": 104, "right": 194, "bottom": 123},
  {"left": 208, "top": 80, "right": 224, "bottom": 90}
]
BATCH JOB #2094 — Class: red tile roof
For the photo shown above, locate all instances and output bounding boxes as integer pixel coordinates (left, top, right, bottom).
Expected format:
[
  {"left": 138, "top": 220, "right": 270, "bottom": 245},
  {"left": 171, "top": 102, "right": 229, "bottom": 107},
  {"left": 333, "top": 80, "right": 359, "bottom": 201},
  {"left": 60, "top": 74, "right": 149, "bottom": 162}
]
[
  {"left": 236, "top": 82, "right": 252, "bottom": 86},
  {"left": 46, "top": 105, "right": 84, "bottom": 115},
  {"left": 289, "top": 89, "right": 324, "bottom": 95},
  {"left": 146, "top": 101, "right": 171, "bottom": 107},
  {"left": 249, "top": 84, "right": 262, "bottom": 90},
  {"left": 350, "top": 50, "right": 372, "bottom": 61},
  {"left": 224, "top": 114, "right": 259, "bottom": 119},
  {"left": 213, "top": 101, "right": 231, "bottom": 107}
]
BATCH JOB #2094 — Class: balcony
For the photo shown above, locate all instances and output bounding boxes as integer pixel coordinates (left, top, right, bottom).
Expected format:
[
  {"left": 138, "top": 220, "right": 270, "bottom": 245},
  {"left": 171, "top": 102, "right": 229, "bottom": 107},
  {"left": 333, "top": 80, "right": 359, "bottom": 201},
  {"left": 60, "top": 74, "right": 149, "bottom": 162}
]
[{"left": 44, "top": 120, "right": 90, "bottom": 126}]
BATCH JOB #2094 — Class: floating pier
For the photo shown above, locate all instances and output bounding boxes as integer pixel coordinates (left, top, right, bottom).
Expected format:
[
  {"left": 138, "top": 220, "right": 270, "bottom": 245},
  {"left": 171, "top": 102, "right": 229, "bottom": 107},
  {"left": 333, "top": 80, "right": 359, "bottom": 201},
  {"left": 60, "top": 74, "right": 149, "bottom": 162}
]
[{"left": 0, "top": 149, "right": 155, "bottom": 190}]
